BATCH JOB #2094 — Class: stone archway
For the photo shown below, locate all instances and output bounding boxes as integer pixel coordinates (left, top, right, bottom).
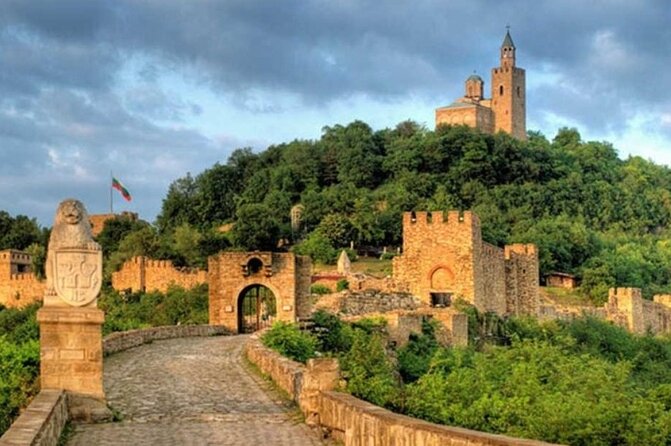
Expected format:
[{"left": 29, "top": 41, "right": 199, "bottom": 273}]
[
  {"left": 429, "top": 265, "right": 455, "bottom": 308},
  {"left": 237, "top": 284, "right": 277, "bottom": 333}
]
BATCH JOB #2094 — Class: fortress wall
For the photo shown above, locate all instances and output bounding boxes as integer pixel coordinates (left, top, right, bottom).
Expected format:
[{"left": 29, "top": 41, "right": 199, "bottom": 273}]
[
  {"left": 295, "top": 255, "right": 313, "bottom": 320},
  {"left": 504, "top": 244, "right": 539, "bottom": 316},
  {"left": 393, "top": 211, "right": 482, "bottom": 308},
  {"left": 0, "top": 273, "right": 44, "bottom": 308},
  {"left": 480, "top": 242, "right": 506, "bottom": 314},
  {"left": 111, "top": 256, "right": 206, "bottom": 294}
]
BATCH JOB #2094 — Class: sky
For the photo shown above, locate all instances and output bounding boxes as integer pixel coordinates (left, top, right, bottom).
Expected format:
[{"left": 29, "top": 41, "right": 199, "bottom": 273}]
[{"left": 1, "top": 0, "right": 670, "bottom": 226}]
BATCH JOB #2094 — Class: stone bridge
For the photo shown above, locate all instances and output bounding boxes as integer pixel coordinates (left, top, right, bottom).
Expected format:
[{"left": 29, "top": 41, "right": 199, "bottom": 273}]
[{"left": 66, "top": 336, "right": 328, "bottom": 445}]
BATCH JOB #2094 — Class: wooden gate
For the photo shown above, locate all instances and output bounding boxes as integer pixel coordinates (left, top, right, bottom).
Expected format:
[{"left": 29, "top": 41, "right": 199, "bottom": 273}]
[{"left": 238, "top": 285, "right": 277, "bottom": 333}]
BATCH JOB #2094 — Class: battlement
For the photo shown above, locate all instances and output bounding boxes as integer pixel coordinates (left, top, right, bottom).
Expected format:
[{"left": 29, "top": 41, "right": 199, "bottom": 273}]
[
  {"left": 0, "top": 249, "right": 32, "bottom": 264},
  {"left": 112, "top": 256, "right": 206, "bottom": 293},
  {"left": 403, "top": 210, "right": 480, "bottom": 227},
  {"left": 608, "top": 287, "right": 642, "bottom": 300},
  {"left": 504, "top": 243, "right": 536, "bottom": 258},
  {"left": 8, "top": 273, "right": 39, "bottom": 282},
  {"left": 653, "top": 294, "right": 671, "bottom": 309}
]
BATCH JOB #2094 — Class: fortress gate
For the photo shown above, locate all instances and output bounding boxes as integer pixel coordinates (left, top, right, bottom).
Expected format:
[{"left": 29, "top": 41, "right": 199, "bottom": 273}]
[{"left": 208, "top": 252, "right": 312, "bottom": 333}]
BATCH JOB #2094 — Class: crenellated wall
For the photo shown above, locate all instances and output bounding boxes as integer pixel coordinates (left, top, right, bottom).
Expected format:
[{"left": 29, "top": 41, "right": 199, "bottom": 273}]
[
  {"left": 111, "top": 256, "right": 207, "bottom": 293},
  {"left": 392, "top": 211, "right": 538, "bottom": 316},
  {"left": 0, "top": 249, "right": 44, "bottom": 308}
]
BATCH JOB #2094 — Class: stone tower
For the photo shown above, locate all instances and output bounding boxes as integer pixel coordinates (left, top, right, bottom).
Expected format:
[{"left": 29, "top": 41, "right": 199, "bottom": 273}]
[
  {"left": 435, "top": 29, "right": 527, "bottom": 141},
  {"left": 490, "top": 30, "right": 526, "bottom": 140}
]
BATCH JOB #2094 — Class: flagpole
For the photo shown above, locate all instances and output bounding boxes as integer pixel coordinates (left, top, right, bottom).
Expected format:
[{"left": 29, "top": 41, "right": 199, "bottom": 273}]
[{"left": 110, "top": 170, "right": 114, "bottom": 214}]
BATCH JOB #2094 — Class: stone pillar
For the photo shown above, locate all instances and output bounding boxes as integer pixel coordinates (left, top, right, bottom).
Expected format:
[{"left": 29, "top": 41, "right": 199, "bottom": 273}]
[
  {"left": 36, "top": 199, "right": 109, "bottom": 421},
  {"left": 299, "top": 358, "right": 340, "bottom": 426}
]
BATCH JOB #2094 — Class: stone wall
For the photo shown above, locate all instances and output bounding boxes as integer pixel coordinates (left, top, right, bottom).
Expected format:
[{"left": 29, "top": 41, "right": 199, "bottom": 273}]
[
  {"left": 504, "top": 244, "right": 539, "bottom": 316},
  {"left": 102, "top": 324, "right": 228, "bottom": 355},
  {"left": 339, "top": 290, "right": 422, "bottom": 316},
  {"left": 89, "top": 212, "right": 138, "bottom": 237},
  {"left": 111, "top": 256, "right": 207, "bottom": 293},
  {"left": 541, "top": 288, "right": 671, "bottom": 336},
  {"left": 0, "top": 273, "right": 45, "bottom": 308},
  {"left": 393, "top": 211, "right": 483, "bottom": 308},
  {"left": 481, "top": 242, "right": 506, "bottom": 314},
  {"left": 603, "top": 288, "right": 671, "bottom": 335},
  {"left": 0, "top": 249, "right": 44, "bottom": 308},
  {"left": 245, "top": 337, "right": 560, "bottom": 446},
  {"left": 0, "top": 390, "right": 68, "bottom": 446},
  {"left": 208, "top": 252, "right": 312, "bottom": 332},
  {"left": 392, "top": 211, "right": 538, "bottom": 316}
]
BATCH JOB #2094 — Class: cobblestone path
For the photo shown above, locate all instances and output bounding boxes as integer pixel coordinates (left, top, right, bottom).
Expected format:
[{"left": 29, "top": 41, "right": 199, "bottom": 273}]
[{"left": 67, "top": 336, "right": 327, "bottom": 445}]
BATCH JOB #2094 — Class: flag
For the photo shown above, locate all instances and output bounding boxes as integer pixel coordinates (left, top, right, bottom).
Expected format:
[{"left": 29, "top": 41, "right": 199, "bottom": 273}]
[{"left": 112, "top": 177, "right": 132, "bottom": 202}]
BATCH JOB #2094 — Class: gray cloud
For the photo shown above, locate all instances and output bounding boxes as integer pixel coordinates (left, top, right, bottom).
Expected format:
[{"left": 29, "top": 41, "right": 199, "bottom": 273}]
[{"left": 0, "top": 0, "right": 669, "bottom": 224}]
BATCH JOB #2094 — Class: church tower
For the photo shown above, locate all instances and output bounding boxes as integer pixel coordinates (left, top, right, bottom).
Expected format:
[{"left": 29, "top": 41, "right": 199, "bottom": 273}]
[{"left": 491, "top": 30, "right": 526, "bottom": 140}]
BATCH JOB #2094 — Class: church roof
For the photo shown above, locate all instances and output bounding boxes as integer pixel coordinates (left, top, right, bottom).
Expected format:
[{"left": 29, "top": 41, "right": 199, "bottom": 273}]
[
  {"left": 467, "top": 74, "right": 483, "bottom": 82},
  {"left": 501, "top": 30, "right": 515, "bottom": 48}
]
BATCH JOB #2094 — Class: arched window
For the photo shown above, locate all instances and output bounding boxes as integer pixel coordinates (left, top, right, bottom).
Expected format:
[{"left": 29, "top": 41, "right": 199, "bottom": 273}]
[{"left": 499, "top": 85, "right": 504, "bottom": 96}]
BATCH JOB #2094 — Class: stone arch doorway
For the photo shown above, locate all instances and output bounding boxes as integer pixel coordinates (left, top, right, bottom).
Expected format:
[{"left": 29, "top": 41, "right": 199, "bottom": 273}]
[{"left": 237, "top": 284, "right": 277, "bottom": 333}]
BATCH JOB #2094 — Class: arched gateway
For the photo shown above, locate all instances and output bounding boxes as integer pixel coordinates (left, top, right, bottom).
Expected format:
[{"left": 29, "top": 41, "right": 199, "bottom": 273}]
[
  {"left": 238, "top": 284, "right": 277, "bottom": 333},
  {"left": 208, "top": 252, "right": 312, "bottom": 333}
]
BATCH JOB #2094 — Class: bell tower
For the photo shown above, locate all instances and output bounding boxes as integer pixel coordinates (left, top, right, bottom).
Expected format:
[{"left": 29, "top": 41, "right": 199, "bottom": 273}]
[{"left": 491, "top": 29, "right": 526, "bottom": 140}]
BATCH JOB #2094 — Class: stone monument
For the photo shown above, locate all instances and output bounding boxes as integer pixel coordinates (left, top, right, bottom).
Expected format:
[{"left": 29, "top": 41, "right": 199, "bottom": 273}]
[{"left": 36, "top": 199, "right": 109, "bottom": 420}]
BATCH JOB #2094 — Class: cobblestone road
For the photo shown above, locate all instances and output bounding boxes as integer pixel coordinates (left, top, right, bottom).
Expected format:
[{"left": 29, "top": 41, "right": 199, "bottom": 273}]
[{"left": 67, "top": 336, "right": 328, "bottom": 445}]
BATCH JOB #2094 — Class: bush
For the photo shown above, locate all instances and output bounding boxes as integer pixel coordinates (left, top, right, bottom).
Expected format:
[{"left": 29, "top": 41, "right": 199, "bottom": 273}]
[
  {"left": 0, "top": 337, "right": 39, "bottom": 434},
  {"left": 99, "top": 285, "right": 209, "bottom": 335},
  {"left": 397, "top": 318, "right": 439, "bottom": 383},
  {"left": 311, "top": 310, "right": 353, "bottom": 354},
  {"left": 293, "top": 231, "right": 338, "bottom": 264},
  {"left": 336, "top": 279, "right": 349, "bottom": 292},
  {"left": 340, "top": 329, "right": 401, "bottom": 409},
  {"left": 310, "top": 284, "right": 332, "bottom": 295},
  {"left": 261, "top": 321, "right": 317, "bottom": 363}
]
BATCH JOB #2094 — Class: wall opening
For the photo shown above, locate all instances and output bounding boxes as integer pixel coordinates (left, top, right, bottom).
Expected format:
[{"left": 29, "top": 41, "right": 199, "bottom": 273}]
[
  {"left": 238, "top": 284, "right": 277, "bottom": 333},
  {"left": 247, "top": 258, "right": 263, "bottom": 275}
]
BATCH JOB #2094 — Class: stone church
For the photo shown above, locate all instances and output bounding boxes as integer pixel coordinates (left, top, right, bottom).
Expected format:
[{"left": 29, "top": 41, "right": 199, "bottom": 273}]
[{"left": 435, "top": 30, "right": 526, "bottom": 140}]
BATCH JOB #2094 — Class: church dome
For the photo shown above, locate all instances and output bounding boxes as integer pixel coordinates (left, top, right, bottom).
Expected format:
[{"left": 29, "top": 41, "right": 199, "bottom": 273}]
[{"left": 467, "top": 74, "right": 483, "bottom": 82}]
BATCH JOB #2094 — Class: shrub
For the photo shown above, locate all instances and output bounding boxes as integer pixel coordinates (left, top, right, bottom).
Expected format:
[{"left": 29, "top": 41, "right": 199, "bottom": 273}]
[
  {"left": 340, "top": 329, "right": 401, "bottom": 409},
  {"left": 310, "top": 284, "right": 332, "bottom": 295},
  {"left": 397, "top": 318, "right": 439, "bottom": 383},
  {"left": 0, "top": 337, "right": 39, "bottom": 434},
  {"left": 336, "top": 279, "right": 349, "bottom": 292},
  {"left": 293, "top": 231, "right": 338, "bottom": 264},
  {"left": 261, "top": 321, "right": 317, "bottom": 363},
  {"left": 311, "top": 310, "right": 353, "bottom": 354}
]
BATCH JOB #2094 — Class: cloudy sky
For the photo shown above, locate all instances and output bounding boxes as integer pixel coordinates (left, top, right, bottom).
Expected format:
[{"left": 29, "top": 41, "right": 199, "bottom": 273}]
[{"left": 1, "top": 0, "right": 670, "bottom": 226}]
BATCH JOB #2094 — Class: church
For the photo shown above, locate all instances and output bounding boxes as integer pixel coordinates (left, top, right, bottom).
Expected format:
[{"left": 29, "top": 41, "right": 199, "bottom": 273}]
[{"left": 435, "top": 30, "right": 526, "bottom": 140}]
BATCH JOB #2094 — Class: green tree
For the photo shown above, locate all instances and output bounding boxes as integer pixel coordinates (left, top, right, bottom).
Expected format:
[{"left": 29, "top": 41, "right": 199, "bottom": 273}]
[{"left": 231, "top": 204, "right": 280, "bottom": 251}]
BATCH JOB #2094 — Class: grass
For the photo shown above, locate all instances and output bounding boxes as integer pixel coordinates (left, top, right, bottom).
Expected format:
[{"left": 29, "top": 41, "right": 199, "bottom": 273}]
[{"left": 541, "top": 286, "right": 594, "bottom": 306}]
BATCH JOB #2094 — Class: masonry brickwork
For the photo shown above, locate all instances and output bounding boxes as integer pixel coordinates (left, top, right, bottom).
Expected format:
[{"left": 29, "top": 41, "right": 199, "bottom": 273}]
[
  {"left": 392, "top": 211, "right": 538, "bottom": 316},
  {"left": 0, "top": 249, "right": 44, "bottom": 308},
  {"left": 208, "top": 252, "right": 312, "bottom": 333},
  {"left": 435, "top": 30, "right": 526, "bottom": 140},
  {"left": 89, "top": 212, "right": 138, "bottom": 237},
  {"left": 111, "top": 256, "right": 207, "bottom": 293}
]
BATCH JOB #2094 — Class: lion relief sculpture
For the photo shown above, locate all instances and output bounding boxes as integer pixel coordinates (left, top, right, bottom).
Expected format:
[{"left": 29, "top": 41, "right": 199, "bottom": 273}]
[{"left": 45, "top": 199, "right": 101, "bottom": 303}]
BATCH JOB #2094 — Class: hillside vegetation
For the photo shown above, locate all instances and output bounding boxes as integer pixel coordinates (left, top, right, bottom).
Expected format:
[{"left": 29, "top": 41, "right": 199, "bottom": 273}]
[
  {"left": 262, "top": 311, "right": 671, "bottom": 446},
  {"left": 7, "top": 122, "right": 671, "bottom": 302},
  {"left": 150, "top": 122, "right": 671, "bottom": 303}
]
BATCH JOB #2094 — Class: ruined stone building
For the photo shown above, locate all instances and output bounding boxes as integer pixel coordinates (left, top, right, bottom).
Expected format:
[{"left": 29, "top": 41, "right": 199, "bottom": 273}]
[
  {"left": 435, "top": 30, "right": 526, "bottom": 140},
  {"left": 392, "top": 211, "right": 538, "bottom": 316},
  {"left": 0, "top": 249, "right": 44, "bottom": 308}
]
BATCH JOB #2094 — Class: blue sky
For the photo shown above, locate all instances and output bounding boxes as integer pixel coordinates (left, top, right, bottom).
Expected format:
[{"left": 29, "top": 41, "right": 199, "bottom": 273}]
[{"left": 1, "top": 0, "right": 670, "bottom": 226}]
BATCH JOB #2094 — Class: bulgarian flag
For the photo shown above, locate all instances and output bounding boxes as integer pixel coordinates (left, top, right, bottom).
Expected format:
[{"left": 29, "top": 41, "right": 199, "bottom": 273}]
[{"left": 112, "top": 177, "right": 132, "bottom": 202}]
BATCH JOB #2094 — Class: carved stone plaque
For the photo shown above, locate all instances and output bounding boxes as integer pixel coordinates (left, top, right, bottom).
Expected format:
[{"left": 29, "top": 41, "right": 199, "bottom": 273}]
[{"left": 54, "top": 248, "right": 102, "bottom": 307}]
